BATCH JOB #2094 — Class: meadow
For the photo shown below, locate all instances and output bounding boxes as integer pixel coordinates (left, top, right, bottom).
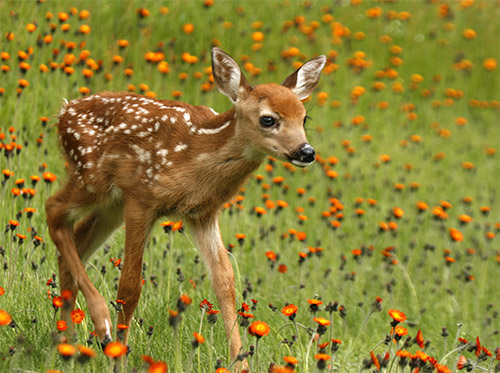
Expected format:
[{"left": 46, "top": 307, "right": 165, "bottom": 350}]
[{"left": 0, "top": 0, "right": 499, "bottom": 372}]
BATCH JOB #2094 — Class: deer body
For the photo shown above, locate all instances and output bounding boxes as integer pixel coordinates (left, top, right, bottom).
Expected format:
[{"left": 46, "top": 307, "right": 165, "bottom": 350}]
[{"left": 46, "top": 48, "right": 326, "bottom": 363}]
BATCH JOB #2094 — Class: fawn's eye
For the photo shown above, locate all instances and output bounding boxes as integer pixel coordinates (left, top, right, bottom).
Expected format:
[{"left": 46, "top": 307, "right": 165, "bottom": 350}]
[
  {"left": 303, "top": 115, "right": 310, "bottom": 127},
  {"left": 259, "top": 116, "right": 276, "bottom": 128}
]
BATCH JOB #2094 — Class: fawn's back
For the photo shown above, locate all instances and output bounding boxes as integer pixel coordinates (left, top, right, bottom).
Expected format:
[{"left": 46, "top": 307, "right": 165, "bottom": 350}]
[{"left": 57, "top": 92, "right": 252, "bottom": 218}]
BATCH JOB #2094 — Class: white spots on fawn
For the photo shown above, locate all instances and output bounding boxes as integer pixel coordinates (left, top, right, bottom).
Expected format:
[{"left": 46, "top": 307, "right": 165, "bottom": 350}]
[
  {"left": 132, "top": 144, "right": 151, "bottom": 164},
  {"left": 174, "top": 143, "right": 188, "bottom": 152},
  {"left": 197, "top": 120, "right": 232, "bottom": 135},
  {"left": 157, "top": 149, "right": 168, "bottom": 157}
]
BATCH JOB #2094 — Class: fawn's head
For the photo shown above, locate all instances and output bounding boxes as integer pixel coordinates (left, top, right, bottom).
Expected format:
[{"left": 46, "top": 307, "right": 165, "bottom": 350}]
[{"left": 212, "top": 48, "right": 326, "bottom": 167}]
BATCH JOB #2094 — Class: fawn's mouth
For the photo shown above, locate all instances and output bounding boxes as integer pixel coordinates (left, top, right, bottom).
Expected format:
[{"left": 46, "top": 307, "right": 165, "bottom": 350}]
[
  {"left": 286, "top": 143, "right": 316, "bottom": 167},
  {"left": 287, "top": 155, "right": 315, "bottom": 168}
]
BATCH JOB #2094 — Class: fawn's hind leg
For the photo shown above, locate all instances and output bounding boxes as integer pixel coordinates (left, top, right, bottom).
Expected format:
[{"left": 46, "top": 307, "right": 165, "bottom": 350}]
[{"left": 46, "top": 183, "right": 122, "bottom": 344}]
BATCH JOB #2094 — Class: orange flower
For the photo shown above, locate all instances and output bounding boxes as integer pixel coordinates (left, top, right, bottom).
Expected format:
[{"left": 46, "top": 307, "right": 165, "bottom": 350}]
[
  {"left": 178, "top": 294, "right": 192, "bottom": 308},
  {"left": 281, "top": 304, "right": 298, "bottom": 319},
  {"left": 313, "top": 317, "right": 331, "bottom": 327},
  {"left": 78, "top": 344, "right": 96, "bottom": 359},
  {"left": 192, "top": 332, "right": 205, "bottom": 346},
  {"left": 462, "top": 28, "right": 476, "bottom": 39},
  {"left": 283, "top": 355, "right": 299, "bottom": 366},
  {"left": 104, "top": 341, "right": 127, "bottom": 358},
  {"left": 392, "top": 207, "right": 404, "bottom": 219},
  {"left": 0, "top": 309, "right": 12, "bottom": 326},
  {"left": 278, "top": 264, "right": 288, "bottom": 273},
  {"left": 254, "top": 206, "right": 267, "bottom": 216},
  {"left": 56, "top": 320, "right": 68, "bottom": 331},
  {"left": 388, "top": 309, "right": 406, "bottom": 324},
  {"left": 265, "top": 250, "right": 277, "bottom": 262},
  {"left": 415, "top": 329, "right": 425, "bottom": 348},
  {"left": 57, "top": 343, "right": 77, "bottom": 359},
  {"left": 42, "top": 171, "right": 57, "bottom": 183},
  {"left": 449, "top": 227, "right": 464, "bottom": 242},
  {"left": 366, "top": 7, "right": 383, "bottom": 18},
  {"left": 370, "top": 351, "right": 380, "bottom": 370},
  {"left": 182, "top": 23, "right": 195, "bottom": 34},
  {"left": 52, "top": 296, "right": 63, "bottom": 308},
  {"left": 393, "top": 325, "right": 408, "bottom": 339},
  {"left": 456, "top": 355, "right": 468, "bottom": 370},
  {"left": 483, "top": 58, "right": 497, "bottom": 70},
  {"left": 248, "top": 320, "right": 270, "bottom": 338},
  {"left": 296, "top": 231, "right": 307, "bottom": 241},
  {"left": 315, "top": 353, "right": 331, "bottom": 369},
  {"left": 252, "top": 31, "right": 265, "bottom": 42},
  {"left": 416, "top": 201, "right": 429, "bottom": 212},
  {"left": 79, "top": 24, "right": 91, "bottom": 34},
  {"left": 70, "top": 309, "right": 85, "bottom": 324}
]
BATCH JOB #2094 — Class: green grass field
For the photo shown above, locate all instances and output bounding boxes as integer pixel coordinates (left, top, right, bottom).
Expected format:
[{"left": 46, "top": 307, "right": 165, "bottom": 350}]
[{"left": 0, "top": 0, "right": 499, "bottom": 372}]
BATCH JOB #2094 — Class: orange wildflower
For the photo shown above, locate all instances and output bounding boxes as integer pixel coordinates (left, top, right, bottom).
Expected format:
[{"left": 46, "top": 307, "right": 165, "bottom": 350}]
[
  {"left": 265, "top": 251, "right": 277, "bottom": 261},
  {"left": 192, "top": 332, "right": 205, "bottom": 345},
  {"left": 77, "top": 344, "right": 96, "bottom": 359},
  {"left": 56, "top": 320, "right": 68, "bottom": 331},
  {"left": 388, "top": 309, "right": 406, "bottom": 324},
  {"left": 415, "top": 329, "right": 425, "bottom": 348},
  {"left": 104, "top": 341, "right": 127, "bottom": 359},
  {"left": 313, "top": 317, "right": 331, "bottom": 326},
  {"left": 283, "top": 355, "right": 299, "bottom": 366},
  {"left": 0, "top": 310, "right": 12, "bottom": 326},
  {"left": 70, "top": 309, "right": 85, "bottom": 324},
  {"left": 392, "top": 207, "right": 404, "bottom": 219},
  {"left": 449, "top": 227, "right": 464, "bottom": 242},
  {"left": 281, "top": 304, "right": 298, "bottom": 319},
  {"left": 182, "top": 23, "right": 195, "bottom": 34},
  {"left": 57, "top": 343, "right": 77, "bottom": 359},
  {"left": 248, "top": 320, "right": 270, "bottom": 338},
  {"left": 370, "top": 351, "right": 380, "bottom": 370}
]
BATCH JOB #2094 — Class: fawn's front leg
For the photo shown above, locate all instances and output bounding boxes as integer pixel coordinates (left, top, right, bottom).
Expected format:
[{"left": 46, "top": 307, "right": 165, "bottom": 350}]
[
  {"left": 116, "top": 199, "right": 154, "bottom": 343},
  {"left": 188, "top": 217, "right": 242, "bottom": 361}
]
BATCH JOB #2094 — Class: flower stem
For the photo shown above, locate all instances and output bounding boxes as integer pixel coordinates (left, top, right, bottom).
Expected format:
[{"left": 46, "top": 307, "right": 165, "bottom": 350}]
[
  {"left": 438, "top": 344, "right": 467, "bottom": 365},
  {"left": 304, "top": 330, "right": 317, "bottom": 373},
  {"left": 340, "top": 309, "right": 374, "bottom": 373}
]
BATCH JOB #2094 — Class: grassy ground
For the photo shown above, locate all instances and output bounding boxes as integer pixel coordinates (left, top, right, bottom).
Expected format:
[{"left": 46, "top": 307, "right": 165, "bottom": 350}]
[{"left": 0, "top": 0, "right": 499, "bottom": 372}]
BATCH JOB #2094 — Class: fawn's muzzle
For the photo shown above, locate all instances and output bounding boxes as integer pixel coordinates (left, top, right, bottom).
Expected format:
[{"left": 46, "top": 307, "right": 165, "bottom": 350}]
[{"left": 288, "top": 143, "right": 315, "bottom": 167}]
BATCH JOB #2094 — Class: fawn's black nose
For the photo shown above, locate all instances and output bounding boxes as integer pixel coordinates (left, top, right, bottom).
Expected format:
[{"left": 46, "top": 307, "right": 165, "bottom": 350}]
[
  {"left": 299, "top": 143, "right": 315, "bottom": 163},
  {"left": 289, "top": 143, "right": 315, "bottom": 167}
]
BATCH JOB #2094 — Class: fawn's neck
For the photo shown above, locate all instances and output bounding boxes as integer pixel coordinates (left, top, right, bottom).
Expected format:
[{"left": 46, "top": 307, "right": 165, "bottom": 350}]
[{"left": 154, "top": 106, "right": 265, "bottom": 220}]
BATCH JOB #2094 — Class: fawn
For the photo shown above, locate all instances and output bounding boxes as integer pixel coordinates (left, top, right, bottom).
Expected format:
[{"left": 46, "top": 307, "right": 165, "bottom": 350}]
[{"left": 46, "top": 47, "right": 326, "bottom": 362}]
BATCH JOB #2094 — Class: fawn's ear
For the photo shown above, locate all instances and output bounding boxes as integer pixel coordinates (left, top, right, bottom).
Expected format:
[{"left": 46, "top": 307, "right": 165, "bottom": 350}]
[
  {"left": 282, "top": 55, "right": 327, "bottom": 100},
  {"left": 212, "top": 48, "right": 252, "bottom": 103}
]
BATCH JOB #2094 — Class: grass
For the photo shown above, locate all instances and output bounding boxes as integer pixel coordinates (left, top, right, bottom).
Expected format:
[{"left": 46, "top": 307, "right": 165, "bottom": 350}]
[{"left": 0, "top": 0, "right": 499, "bottom": 372}]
